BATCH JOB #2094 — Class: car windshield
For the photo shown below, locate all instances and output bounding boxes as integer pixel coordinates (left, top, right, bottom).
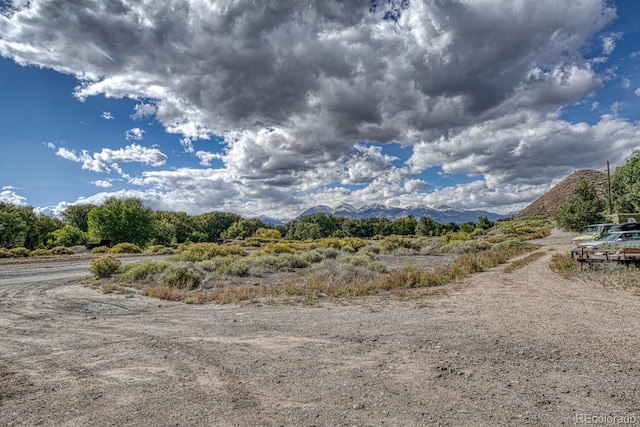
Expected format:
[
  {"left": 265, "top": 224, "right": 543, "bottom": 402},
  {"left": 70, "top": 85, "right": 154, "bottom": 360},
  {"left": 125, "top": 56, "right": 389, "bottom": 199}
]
[
  {"left": 581, "top": 226, "right": 600, "bottom": 233},
  {"left": 597, "top": 233, "right": 621, "bottom": 242}
]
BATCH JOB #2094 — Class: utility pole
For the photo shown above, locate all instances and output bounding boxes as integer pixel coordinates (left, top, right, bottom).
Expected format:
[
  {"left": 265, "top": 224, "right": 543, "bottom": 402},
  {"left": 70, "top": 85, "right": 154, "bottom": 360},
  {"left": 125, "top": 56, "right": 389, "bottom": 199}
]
[{"left": 607, "top": 161, "right": 612, "bottom": 214}]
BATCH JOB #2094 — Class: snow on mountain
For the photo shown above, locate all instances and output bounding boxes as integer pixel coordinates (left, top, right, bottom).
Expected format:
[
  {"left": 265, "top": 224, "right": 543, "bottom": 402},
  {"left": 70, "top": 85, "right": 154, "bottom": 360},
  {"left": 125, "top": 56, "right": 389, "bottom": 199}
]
[{"left": 295, "top": 204, "right": 509, "bottom": 224}]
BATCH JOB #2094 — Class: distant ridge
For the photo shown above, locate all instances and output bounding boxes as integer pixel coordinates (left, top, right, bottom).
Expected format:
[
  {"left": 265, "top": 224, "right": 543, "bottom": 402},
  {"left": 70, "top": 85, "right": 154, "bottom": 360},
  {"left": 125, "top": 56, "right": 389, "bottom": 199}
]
[
  {"left": 297, "top": 203, "right": 508, "bottom": 224},
  {"left": 518, "top": 169, "right": 608, "bottom": 218}
]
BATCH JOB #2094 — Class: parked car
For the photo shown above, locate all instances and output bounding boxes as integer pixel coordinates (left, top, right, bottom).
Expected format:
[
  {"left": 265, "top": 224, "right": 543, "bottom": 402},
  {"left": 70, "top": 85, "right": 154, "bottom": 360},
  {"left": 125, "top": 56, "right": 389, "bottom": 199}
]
[
  {"left": 609, "top": 222, "right": 640, "bottom": 232},
  {"left": 572, "top": 230, "right": 640, "bottom": 262},
  {"left": 571, "top": 223, "right": 614, "bottom": 246}
]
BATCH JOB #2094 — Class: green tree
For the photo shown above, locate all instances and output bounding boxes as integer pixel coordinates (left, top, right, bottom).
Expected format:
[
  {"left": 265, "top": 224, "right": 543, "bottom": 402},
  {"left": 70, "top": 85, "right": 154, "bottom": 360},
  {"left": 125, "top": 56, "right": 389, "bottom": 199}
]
[
  {"left": 477, "top": 216, "right": 494, "bottom": 230},
  {"left": 221, "top": 219, "right": 265, "bottom": 239},
  {"left": 611, "top": 151, "right": 640, "bottom": 213},
  {"left": 0, "top": 208, "right": 28, "bottom": 248},
  {"left": 286, "top": 221, "right": 323, "bottom": 240},
  {"left": 88, "top": 198, "right": 154, "bottom": 246},
  {"left": 459, "top": 221, "right": 476, "bottom": 233},
  {"left": 555, "top": 180, "right": 606, "bottom": 232},
  {"left": 392, "top": 215, "right": 417, "bottom": 235},
  {"left": 62, "top": 204, "right": 96, "bottom": 232},
  {"left": 194, "top": 212, "right": 242, "bottom": 241},
  {"left": 153, "top": 211, "right": 195, "bottom": 243},
  {"left": 416, "top": 216, "right": 439, "bottom": 236},
  {"left": 253, "top": 227, "right": 281, "bottom": 239},
  {"left": 50, "top": 225, "right": 88, "bottom": 247},
  {"left": 33, "top": 215, "right": 63, "bottom": 248}
]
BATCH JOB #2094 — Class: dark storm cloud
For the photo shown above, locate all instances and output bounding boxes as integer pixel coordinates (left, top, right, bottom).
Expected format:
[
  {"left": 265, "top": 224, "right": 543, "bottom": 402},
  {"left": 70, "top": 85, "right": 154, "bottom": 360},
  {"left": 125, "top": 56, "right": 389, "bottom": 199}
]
[{"left": 0, "top": 0, "right": 626, "bottom": 217}]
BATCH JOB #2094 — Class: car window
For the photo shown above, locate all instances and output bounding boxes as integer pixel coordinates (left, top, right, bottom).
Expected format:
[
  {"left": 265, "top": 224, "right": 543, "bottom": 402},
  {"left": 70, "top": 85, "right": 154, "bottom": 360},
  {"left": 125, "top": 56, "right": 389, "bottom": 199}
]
[{"left": 598, "top": 233, "right": 619, "bottom": 241}]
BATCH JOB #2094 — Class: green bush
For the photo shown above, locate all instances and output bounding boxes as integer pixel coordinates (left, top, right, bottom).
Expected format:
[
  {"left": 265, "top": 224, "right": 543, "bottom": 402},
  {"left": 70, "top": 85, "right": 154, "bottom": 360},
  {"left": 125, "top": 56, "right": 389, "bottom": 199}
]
[
  {"left": 177, "top": 242, "right": 247, "bottom": 261},
  {"left": 299, "top": 250, "right": 324, "bottom": 264},
  {"left": 148, "top": 245, "right": 166, "bottom": 253},
  {"left": 31, "top": 248, "right": 53, "bottom": 256},
  {"left": 314, "top": 247, "right": 340, "bottom": 259},
  {"left": 492, "top": 240, "right": 532, "bottom": 251},
  {"left": 261, "top": 242, "right": 296, "bottom": 254},
  {"left": 158, "top": 263, "right": 203, "bottom": 289},
  {"left": 89, "top": 256, "right": 122, "bottom": 278},
  {"left": 109, "top": 243, "right": 143, "bottom": 254},
  {"left": 120, "top": 260, "right": 170, "bottom": 281},
  {"left": 338, "top": 253, "right": 387, "bottom": 273},
  {"left": 9, "top": 247, "right": 30, "bottom": 257},
  {"left": 50, "top": 246, "right": 75, "bottom": 255},
  {"left": 157, "top": 247, "right": 175, "bottom": 255},
  {"left": 0, "top": 248, "right": 16, "bottom": 258},
  {"left": 380, "top": 235, "right": 420, "bottom": 253},
  {"left": 91, "top": 246, "right": 109, "bottom": 254}
]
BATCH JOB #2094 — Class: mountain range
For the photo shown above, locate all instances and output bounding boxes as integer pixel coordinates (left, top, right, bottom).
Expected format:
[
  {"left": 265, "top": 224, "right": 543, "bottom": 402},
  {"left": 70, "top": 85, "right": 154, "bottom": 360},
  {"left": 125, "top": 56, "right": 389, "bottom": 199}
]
[{"left": 292, "top": 203, "right": 511, "bottom": 224}]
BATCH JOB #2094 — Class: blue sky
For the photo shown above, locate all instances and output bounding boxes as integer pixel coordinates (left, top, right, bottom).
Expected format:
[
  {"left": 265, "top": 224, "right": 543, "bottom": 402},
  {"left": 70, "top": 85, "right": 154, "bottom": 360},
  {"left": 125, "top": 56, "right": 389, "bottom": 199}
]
[{"left": 1, "top": 0, "right": 639, "bottom": 220}]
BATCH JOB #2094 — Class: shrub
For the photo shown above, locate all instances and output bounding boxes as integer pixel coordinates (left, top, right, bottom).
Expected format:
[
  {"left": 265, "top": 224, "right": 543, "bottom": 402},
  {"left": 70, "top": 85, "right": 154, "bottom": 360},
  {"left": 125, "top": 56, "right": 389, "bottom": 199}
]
[
  {"left": 89, "top": 256, "right": 122, "bottom": 278},
  {"left": 31, "top": 248, "right": 53, "bottom": 256},
  {"left": 549, "top": 252, "right": 579, "bottom": 278},
  {"left": 158, "top": 263, "right": 203, "bottom": 289},
  {"left": 380, "top": 235, "right": 420, "bottom": 253},
  {"left": 314, "top": 247, "right": 340, "bottom": 259},
  {"left": 91, "top": 246, "right": 109, "bottom": 254},
  {"left": 217, "top": 258, "right": 252, "bottom": 277},
  {"left": 492, "top": 240, "right": 532, "bottom": 251},
  {"left": 177, "top": 242, "right": 247, "bottom": 261},
  {"left": 9, "top": 247, "right": 30, "bottom": 257},
  {"left": 148, "top": 245, "right": 166, "bottom": 253},
  {"left": 0, "top": 248, "right": 16, "bottom": 258},
  {"left": 262, "top": 242, "right": 296, "bottom": 254},
  {"left": 157, "top": 247, "right": 175, "bottom": 255},
  {"left": 119, "top": 260, "right": 170, "bottom": 281},
  {"left": 338, "top": 253, "right": 387, "bottom": 273},
  {"left": 109, "top": 243, "right": 143, "bottom": 254},
  {"left": 299, "top": 250, "right": 324, "bottom": 264},
  {"left": 50, "top": 246, "right": 75, "bottom": 255}
]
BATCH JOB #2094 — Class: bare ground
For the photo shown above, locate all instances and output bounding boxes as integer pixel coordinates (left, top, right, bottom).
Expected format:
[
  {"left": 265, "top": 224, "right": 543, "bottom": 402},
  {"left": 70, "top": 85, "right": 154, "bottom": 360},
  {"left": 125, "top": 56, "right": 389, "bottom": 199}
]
[{"left": 1, "top": 229, "right": 640, "bottom": 426}]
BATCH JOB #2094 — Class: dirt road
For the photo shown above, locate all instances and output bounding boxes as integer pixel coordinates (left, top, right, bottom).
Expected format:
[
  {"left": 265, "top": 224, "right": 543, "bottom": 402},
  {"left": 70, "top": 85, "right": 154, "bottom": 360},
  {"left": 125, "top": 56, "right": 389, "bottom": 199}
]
[{"left": 1, "top": 230, "right": 639, "bottom": 426}]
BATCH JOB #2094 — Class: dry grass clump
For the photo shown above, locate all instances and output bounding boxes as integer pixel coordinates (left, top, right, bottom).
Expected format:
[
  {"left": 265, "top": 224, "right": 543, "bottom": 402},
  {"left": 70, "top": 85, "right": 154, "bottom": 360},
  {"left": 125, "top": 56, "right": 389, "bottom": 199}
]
[
  {"left": 549, "top": 252, "right": 580, "bottom": 278},
  {"left": 109, "top": 243, "right": 143, "bottom": 254},
  {"left": 89, "top": 255, "right": 122, "bottom": 278},
  {"left": 503, "top": 251, "right": 545, "bottom": 273},
  {"left": 176, "top": 242, "right": 248, "bottom": 261}
]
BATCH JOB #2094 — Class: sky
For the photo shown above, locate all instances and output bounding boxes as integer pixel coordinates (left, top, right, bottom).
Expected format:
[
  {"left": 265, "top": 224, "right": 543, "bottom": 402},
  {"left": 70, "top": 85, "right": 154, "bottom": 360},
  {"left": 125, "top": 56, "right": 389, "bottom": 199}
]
[{"left": 1, "top": 0, "right": 639, "bottom": 221}]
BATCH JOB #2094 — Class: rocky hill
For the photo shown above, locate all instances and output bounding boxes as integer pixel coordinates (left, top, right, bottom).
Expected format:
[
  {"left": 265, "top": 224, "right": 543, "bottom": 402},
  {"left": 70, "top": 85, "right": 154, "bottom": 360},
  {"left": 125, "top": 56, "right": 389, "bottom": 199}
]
[{"left": 518, "top": 169, "right": 608, "bottom": 218}]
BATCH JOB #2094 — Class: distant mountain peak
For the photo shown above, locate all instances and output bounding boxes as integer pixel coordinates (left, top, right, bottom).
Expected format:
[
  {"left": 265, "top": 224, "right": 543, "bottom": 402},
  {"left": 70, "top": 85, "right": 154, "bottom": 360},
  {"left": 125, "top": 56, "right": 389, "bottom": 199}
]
[{"left": 296, "top": 203, "right": 508, "bottom": 224}]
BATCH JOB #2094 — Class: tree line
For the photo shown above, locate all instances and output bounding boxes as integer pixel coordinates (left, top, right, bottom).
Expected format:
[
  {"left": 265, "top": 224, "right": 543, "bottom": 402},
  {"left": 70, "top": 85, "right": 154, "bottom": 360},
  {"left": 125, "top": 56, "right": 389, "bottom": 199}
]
[{"left": 0, "top": 197, "right": 495, "bottom": 250}]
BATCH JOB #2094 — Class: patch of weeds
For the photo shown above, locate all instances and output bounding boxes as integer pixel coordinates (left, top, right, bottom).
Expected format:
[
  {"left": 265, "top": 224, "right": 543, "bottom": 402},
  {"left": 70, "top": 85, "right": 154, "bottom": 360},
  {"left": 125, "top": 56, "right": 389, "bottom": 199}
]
[
  {"left": 9, "top": 247, "right": 30, "bottom": 257},
  {"left": 504, "top": 251, "right": 545, "bottom": 273},
  {"left": 109, "top": 243, "right": 143, "bottom": 254},
  {"left": 158, "top": 262, "right": 203, "bottom": 289},
  {"left": 261, "top": 242, "right": 297, "bottom": 254},
  {"left": 380, "top": 235, "right": 421, "bottom": 253},
  {"left": 549, "top": 252, "right": 580, "bottom": 278},
  {"left": 119, "top": 260, "right": 170, "bottom": 282},
  {"left": 338, "top": 253, "right": 387, "bottom": 273},
  {"left": 176, "top": 242, "right": 247, "bottom": 261},
  {"left": 50, "top": 246, "right": 75, "bottom": 255},
  {"left": 443, "top": 240, "right": 492, "bottom": 254},
  {"left": 31, "top": 248, "right": 53, "bottom": 256},
  {"left": 89, "top": 255, "right": 122, "bottom": 278}
]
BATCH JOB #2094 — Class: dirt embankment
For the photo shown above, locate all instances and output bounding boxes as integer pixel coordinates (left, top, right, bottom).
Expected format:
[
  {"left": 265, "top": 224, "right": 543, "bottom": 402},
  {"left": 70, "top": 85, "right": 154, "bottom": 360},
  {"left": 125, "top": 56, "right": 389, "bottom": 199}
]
[{"left": 1, "top": 229, "right": 639, "bottom": 426}]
